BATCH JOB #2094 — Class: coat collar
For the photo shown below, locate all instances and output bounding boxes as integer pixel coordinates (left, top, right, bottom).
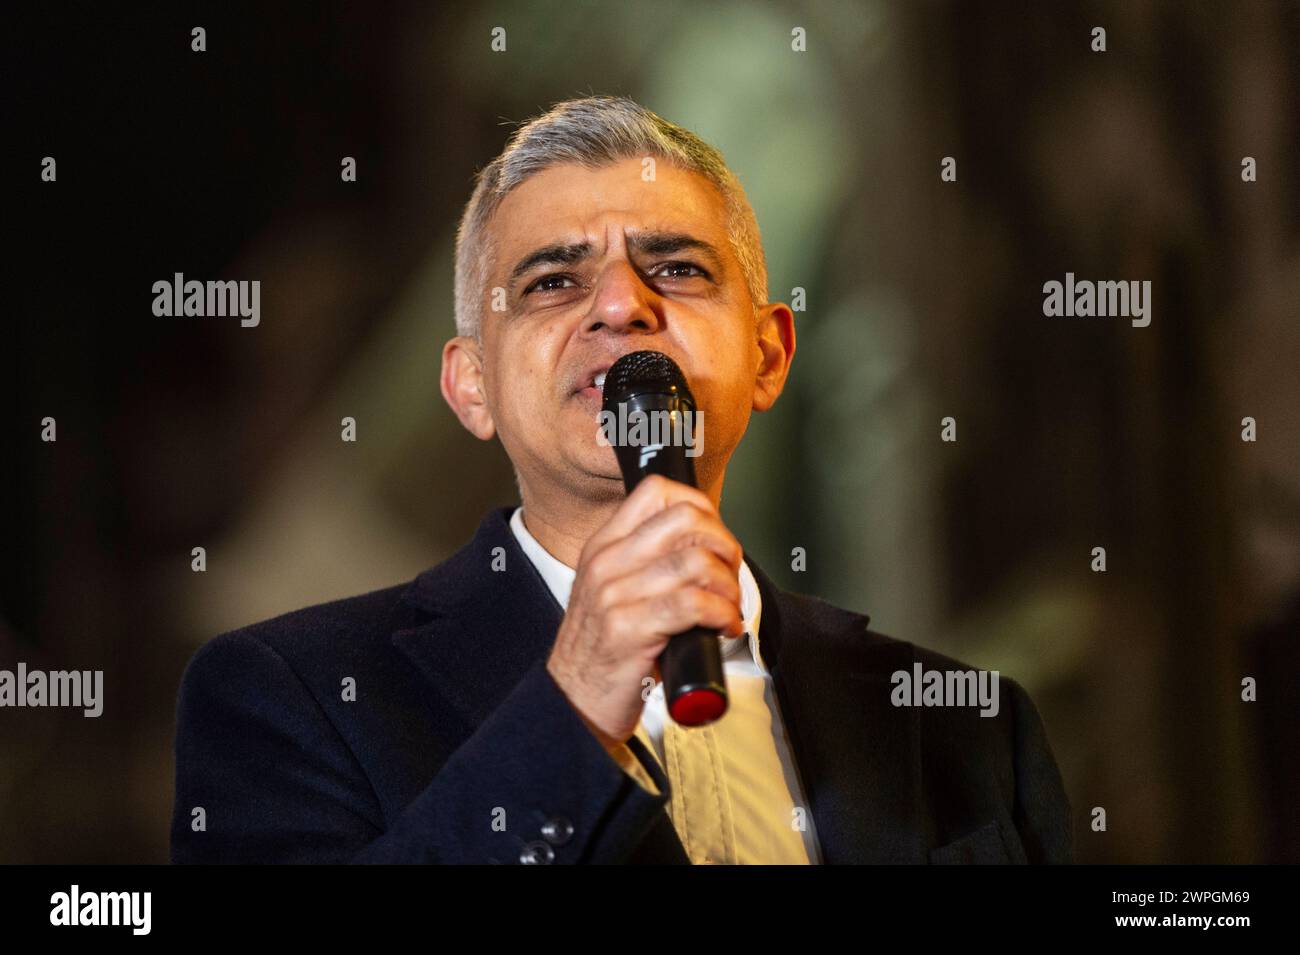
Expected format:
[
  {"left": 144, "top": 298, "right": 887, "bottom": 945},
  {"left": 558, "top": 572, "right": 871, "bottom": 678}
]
[{"left": 391, "top": 505, "right": 923, "bottom": 864}]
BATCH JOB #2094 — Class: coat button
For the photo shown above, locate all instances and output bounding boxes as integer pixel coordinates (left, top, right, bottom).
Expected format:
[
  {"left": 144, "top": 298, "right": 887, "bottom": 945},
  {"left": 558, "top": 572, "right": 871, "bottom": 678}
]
[
  {"left": 540, "top": 816, "right": 574, "bottom": 846},
  {"left": 519, "top": 841, "right": 555, "bottom": 865}
]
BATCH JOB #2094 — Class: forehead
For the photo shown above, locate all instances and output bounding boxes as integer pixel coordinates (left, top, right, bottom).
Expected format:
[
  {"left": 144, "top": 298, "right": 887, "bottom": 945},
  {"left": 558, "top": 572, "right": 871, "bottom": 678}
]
[{"left": 488, "top": 157, "right": 729, "bottom": 264}]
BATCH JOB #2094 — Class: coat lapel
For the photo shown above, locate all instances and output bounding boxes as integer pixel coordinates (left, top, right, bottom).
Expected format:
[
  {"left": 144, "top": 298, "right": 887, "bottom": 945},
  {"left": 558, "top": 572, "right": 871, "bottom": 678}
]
[
  {"left": 746, "top": 557, "right": 925, "bottom": 864},
  {"left": 390, "top": 506, "right": 564, "bottom": 732}
]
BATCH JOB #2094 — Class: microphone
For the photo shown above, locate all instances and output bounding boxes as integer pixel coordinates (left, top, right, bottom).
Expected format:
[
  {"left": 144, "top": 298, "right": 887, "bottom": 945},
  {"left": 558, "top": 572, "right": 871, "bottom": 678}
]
[{"left": 600, "top": 350, "right": 728, "bottom": 727}]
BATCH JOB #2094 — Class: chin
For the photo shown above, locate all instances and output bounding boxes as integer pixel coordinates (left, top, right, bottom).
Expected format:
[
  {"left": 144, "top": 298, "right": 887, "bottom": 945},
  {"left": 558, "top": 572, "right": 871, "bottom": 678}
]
[
  {"left": 554, "top": 439, "right": 619, "bottom": 484},
  {"left": 583, "top": 454, "right": 624, "bottom": 486},
  {"left": 569, "top": 471, "right": 626, "bottom": 504}
]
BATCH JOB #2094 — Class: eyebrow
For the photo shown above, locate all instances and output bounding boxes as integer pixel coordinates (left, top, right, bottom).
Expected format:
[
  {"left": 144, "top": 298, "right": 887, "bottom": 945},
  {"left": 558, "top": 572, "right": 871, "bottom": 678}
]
[{"left": 507, "top": 230, "right": 726, "bottom": 292}]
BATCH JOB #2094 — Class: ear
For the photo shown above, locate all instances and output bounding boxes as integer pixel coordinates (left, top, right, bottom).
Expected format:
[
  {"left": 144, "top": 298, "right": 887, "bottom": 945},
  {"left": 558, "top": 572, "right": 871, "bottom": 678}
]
[
  {"left": 440, "top": 336, "right": 496, "bottom": 440},
  {"left": 752, "top": 302, "right": 796, "bottom": 412}
]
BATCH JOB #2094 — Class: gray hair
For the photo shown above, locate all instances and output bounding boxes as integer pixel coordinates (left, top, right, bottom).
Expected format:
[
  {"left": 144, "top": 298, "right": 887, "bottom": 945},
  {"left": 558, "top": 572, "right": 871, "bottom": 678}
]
[{"left": 453, "top": 95, "right": 768, "bottom": 340}]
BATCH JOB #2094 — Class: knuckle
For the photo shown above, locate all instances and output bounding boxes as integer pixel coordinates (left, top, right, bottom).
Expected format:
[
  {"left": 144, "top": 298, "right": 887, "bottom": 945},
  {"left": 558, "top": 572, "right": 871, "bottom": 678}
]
[
  {"left": 593, "top": 581, "right": 618, "bottom": 612},
  {"left": 653, "top": 589, "right": 679, "bottom": 621},
  {"left": 686, "top": 586, "right": 712, "bottom": 616},
  {"left": 596, "top": 605, "right": 614, "bottom": 637},
  {"left": 667, "top": 499, "right": 699, "bottom": 524},
  {"left": 667, "top": 547, "right": 694, "bottom": 578},
  {"left": 585, "top": 546, "right": 616, "bottom": 583},
  {"left": 604, "top": 605, "right": 629, "bottom": 640},
  {"left": 694, "top": 549, "right": 730, "bottom": 591},
  {"left": 641, "top": 473, "right": 672, "bottom": 496},
  {"left": 681, "top": 546, "right": 710, "bottom": 576}
]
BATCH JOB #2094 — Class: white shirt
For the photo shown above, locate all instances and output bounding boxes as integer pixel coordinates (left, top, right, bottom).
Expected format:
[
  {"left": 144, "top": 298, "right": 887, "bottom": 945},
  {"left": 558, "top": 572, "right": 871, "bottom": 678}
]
[{"left": 510, "top": 505, "right": 822, "bottom": 864}]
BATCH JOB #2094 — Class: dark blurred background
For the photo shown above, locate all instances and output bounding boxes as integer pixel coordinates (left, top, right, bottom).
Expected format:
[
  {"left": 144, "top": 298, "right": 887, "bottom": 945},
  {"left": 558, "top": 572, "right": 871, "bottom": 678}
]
[{"left": 3, "top": 0, "right": 1297, "bottom": 863}]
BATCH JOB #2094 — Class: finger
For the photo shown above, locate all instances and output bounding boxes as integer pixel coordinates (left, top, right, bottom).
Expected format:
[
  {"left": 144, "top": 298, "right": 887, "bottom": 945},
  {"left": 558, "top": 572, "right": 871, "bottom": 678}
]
[
  {"left": 608, "top": 586, "right": 745, "bottom": 654},
  {"left": 626, "top": 500, "right": 742, "bottom": 570},
  {"left": 586, "top": 474, "right": 716, "bottom": 552},
  {"left": 589, "top": 501, "right": 742, "bottom": 587},
  {"left": 600, "top": 546, "right": 742, "bottom": 610}
]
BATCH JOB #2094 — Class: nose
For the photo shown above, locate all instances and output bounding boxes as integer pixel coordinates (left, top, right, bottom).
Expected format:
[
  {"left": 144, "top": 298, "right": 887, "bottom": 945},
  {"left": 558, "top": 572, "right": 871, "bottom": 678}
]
[{"left": 582, "top": 259, "right": 663, "bottom": 337}]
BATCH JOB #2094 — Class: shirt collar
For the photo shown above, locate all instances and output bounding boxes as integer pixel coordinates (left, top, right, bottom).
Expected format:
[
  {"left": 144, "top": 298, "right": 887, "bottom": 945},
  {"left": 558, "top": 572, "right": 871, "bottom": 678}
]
[{"left": 509, "top": 505, "right": 765, "bottom": 671}]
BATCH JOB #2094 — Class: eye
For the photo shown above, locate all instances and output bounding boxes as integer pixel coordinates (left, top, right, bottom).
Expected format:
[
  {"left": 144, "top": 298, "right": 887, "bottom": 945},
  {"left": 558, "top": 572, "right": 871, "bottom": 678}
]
[
  {"left": 654, "top": 261, "right": 709, "bottom": 280},
  {"left": 525, "top": 273, "right": 579, "bottom": 295}
]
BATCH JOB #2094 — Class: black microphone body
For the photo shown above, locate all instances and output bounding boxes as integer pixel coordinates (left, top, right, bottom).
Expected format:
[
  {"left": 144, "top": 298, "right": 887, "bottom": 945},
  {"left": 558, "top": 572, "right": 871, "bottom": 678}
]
[{"left": 601, "top": 351, "right": 728, "bottom": 727}]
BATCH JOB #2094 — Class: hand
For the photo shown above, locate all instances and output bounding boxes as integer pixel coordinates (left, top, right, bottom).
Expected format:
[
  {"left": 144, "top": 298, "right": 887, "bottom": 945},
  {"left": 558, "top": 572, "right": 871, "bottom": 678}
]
[{"left": 545, "top": 475, "right": 745, "bottom": 752}]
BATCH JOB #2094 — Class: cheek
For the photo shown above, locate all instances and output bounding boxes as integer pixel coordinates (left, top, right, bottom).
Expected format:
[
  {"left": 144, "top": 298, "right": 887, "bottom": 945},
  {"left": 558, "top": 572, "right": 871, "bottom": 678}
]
[
  {"left": 699, "top": 335, "right": 756, "bottom": 404},
  {"left": 498, "top": 378, "right": 536, "bottom": 430},
  {"left": 490, "top": 354, "right": 553, "bottom": 433}
]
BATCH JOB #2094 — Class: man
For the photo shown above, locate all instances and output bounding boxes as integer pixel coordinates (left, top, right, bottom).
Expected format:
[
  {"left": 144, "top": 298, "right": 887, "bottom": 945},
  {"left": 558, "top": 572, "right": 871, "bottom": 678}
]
[{"left": 170, "top": 95, "right": 1073, "bottom": 864}]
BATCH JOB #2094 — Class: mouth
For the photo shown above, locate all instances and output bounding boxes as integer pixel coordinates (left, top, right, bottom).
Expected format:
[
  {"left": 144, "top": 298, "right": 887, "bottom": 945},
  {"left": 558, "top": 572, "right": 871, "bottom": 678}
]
[{"left": 574, "top": 367, "right": 610, "bottom": 405}]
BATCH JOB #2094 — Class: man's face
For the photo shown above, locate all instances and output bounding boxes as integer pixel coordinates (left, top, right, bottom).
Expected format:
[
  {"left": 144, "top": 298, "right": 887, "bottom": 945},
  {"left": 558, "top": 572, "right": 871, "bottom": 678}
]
[{"left": 454, "top": 156, "right": 791, "bottom": 504}]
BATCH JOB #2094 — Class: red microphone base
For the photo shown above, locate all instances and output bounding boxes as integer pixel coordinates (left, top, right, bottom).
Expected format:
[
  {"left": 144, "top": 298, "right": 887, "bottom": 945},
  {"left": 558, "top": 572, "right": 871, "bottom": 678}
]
[{"left": 668, "top": 687, "right": 728, "bottom": 726}]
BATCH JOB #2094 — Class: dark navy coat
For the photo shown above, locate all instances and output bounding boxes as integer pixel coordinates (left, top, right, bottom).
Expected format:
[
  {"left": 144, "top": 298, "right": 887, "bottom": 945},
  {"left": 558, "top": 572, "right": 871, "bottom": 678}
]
[{"left": 170, "top": 506, "right": 1074, "bottom": 864}]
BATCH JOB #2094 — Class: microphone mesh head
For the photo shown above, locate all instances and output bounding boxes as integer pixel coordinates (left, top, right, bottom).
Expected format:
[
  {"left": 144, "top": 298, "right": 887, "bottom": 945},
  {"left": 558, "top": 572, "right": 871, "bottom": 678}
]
[{"left": 603, "top": 350, "right": 694, "bottom": 405}]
